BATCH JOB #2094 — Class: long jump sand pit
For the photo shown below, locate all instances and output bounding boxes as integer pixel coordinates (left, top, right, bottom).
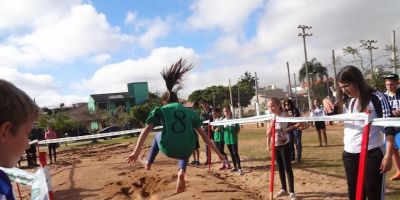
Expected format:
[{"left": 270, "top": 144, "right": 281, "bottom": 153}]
[{"left": 17, "top": 124, "right": 400, "bottom": 199}]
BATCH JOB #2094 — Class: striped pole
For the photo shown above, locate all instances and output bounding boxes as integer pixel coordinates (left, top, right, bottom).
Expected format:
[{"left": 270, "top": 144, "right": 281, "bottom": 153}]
[
  {"left": 269, "top": 116, "right": 277, "bottom": 200},
  {"left": 208, "top": 124, "right": 212, "bottom": 170},
  {"left": 355, "top": 111, "right": 371, "bottom": 200},
  {"left": 39, "top": 152, "right": 54, "bottom": 200}
]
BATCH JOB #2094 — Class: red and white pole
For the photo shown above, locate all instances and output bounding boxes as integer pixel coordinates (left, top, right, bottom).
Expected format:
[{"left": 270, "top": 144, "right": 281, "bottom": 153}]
[
  {"left": 269, "top": 117, "right": 276, "bottom": 200},
  {"left": 355, "top": 111, "right": 371, "bottom": 200},
  {"left": 207, "top": 123, "right": 212, "bottom": 170},
  {"left": 39, "top": 152, "right": 54, "bottom": 200}
]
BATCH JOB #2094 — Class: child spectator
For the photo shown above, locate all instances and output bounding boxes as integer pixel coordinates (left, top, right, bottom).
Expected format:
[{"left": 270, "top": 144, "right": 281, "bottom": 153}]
[
  {"left": 0, "top": 79, "right": 40, "bottom": 200},
  {"left": 222, "top": 107, "right": 242, "bottom": 175}
]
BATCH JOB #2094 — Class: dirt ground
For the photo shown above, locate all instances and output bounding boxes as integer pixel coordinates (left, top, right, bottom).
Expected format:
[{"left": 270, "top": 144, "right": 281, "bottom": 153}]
[{"left": 15, "top": 125, "right": 400, "bottom": 200}]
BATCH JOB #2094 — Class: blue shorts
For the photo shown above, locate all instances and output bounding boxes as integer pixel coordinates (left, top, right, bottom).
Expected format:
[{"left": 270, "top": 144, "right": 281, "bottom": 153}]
[{"left": 395, "top": 132, "right": 400, "bottom": 149}]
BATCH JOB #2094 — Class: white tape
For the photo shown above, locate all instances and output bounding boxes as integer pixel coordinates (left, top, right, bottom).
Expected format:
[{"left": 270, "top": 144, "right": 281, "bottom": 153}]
[{"left": 38, "top": 126, "right": 163, "bottom": 144}]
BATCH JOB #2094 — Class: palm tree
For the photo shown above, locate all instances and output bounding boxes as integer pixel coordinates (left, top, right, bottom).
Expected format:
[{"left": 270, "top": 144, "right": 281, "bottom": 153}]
[{"left": 298, "top": 58, "right": 329, "bottom": 97}]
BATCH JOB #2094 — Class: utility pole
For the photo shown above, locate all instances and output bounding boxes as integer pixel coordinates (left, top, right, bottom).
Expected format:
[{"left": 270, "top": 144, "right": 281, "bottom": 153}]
[
  {"left": 229, "top": 79, "right": 234, "bottom": 115},
  {"left": 393, "top": 30, "right": 397, "bottom": 74},
  {"left": 237, "top": 84, "right": 242, "bottom": 118},
  {"left": 298, "top": 25, "right": 313, "bottom": 111},
  {"left": 255, "top": 72, "right": 260, "bottom": 116},
  {"left": 362, "top": 40, "right": 378, "bottom": 72},
  {"left": 332, "top": 50, "right": 338, "bottom": 90},
  {"left": 293, "top": 73, "right": 298, "bottom": 108},
  {"left": 286, "top": 62, "right": 292, "bottom": 98}
]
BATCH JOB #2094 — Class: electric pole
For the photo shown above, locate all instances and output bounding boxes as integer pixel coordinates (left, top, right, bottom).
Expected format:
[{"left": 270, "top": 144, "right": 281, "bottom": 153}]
[
  {"left": 362, "top": 40, "right": 378, "bottom": 72},
  {"left": 293, "top": 73, "right": 298, "bottom": 108},
  {"left": 298, "top": 25, "right": 313, "bottom": 111},
  {"left": 393, "top": 31, "right": 397, "bottom": 74},
  {"left": 237, "top": 84, "right": 242, "bottom": 118},
  {"left": 229, "top": 79, "right": 234, "bottom": 114},
  {"left": 332, "top": 50, "right": 338, "bottom": 89},
  {"left": 286, "top": 62, "right": 292, "bottom": 98},
  {"left": 255, "top": 72, "right": 260, "bottom": 116}
]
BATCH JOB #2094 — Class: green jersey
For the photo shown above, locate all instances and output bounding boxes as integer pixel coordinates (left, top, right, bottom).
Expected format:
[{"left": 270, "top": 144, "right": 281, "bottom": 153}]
[
  {"left": 213, "top": 117, "right": 224, "bottom": 142},
  {"left": 223, "top": 120, "right": 240, "bottom": 145},
  {"left": 146, "top": 102, "right": 203, "bottom": 158}
]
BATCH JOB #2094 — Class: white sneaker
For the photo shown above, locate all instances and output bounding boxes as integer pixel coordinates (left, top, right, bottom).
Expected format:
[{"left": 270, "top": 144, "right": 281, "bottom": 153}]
[
  {"left": 237, "top": 169, "right": 243, "bottom": 175},
  {"left": 289, "top": 192, "right": 297, "bottom": 200},
  {"left": 275, "top": 189, "right": 288, "bottom": 198}
]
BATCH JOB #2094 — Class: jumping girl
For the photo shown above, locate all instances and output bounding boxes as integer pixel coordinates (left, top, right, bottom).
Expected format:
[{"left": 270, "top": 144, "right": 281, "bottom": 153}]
[{"left": 126, "top": 59, "right": 226, "bottom": 193}]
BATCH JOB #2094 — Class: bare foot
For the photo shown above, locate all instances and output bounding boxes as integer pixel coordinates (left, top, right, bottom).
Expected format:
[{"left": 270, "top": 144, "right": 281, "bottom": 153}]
[
  {"left": 176, "top": 169, "right": 186, "bottom": 193},
  {"left": 140, "top": 154, "right": 151, "bottom": 170}
]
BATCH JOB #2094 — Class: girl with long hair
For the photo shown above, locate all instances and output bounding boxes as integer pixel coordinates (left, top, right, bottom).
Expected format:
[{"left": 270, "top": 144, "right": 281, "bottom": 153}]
[{"left": 126, "top": 58, "right": 226, "bottom": 193}]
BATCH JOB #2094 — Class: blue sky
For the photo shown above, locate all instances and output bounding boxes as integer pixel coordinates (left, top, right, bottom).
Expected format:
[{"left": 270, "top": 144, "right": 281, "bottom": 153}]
[{"left": 1, "top": 0, "right": 400, "bottom": 107}]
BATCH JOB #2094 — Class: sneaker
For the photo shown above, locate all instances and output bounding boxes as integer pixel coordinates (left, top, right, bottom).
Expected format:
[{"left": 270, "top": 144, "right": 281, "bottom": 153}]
[
  {"left": 230, "top": 168, "right": 238, "bottom": 172},
  {"left": 190, "top": 160, "right": 197, "bottom": 165},
  {"left": 390, "top": 172, "right": 400, "bottom": 181},
  {"left": 275, "top": 189, "right": 288, "bottom": 198},
  {"left": 195, "top": 161, "right": 200, "bottom": 166},
  {"left": 289, "top": 192, "right": 297, "bottom": 200},
  {"left": 237, "top": 169, "right": 243, "bottom": 175},
  {"left": 219, "top": 163, "right": 226, "bottom": 170}
]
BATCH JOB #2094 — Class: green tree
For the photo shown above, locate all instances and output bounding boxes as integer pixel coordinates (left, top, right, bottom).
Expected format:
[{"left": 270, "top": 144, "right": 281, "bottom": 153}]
[{"left": 130, "top": 93, "right": 162, "bottom": 127}]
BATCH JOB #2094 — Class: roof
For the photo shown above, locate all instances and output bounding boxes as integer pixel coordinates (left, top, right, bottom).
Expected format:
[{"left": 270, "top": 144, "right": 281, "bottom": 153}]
[
  {"left": 64, "top": 103, "right": 92, "bottom": 122},
  {"left": 90, "top": 92, "right": 130, "bottom": 102}
]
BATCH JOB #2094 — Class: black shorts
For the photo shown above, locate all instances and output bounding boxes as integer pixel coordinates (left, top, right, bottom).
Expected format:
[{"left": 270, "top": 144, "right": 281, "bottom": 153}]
[{"left": 315, "top": 121, "right": 326, "bottom": 130}]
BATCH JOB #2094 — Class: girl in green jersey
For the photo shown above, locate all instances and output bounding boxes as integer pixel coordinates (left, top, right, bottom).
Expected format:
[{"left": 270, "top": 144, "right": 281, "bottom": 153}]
[
  {"left": 126, "top": 59, "right": 226, "bottom": 193},
  {"left": 222, "top": 107, "right": 242, "bottom": 175}
]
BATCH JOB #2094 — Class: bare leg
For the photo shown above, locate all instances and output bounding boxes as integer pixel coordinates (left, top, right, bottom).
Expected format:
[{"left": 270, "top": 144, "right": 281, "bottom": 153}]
[
  {"left": 176, "top": 169, "right": 186, "bottom": 193},
  {"left": 391, "top": 150, "right": 400, "bottom": 180}
]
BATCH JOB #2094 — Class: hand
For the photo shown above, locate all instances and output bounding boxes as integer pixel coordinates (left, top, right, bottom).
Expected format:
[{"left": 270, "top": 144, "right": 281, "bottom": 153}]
[
  {"left": 380, "top": 156, "right": 392, "bottom": 173},
  {"left": 322, "top": 98, "right": 334, "bottom": 113},
  {"left": 126, "top": 150, "right": 140, "bottom": 166}
]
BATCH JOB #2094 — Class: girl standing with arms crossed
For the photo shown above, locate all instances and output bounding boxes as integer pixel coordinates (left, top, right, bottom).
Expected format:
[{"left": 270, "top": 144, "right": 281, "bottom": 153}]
[
  {"left": 267, "top": 97, "right": 297, "bottom": 200},
  {"left": 323, "top": 65, "right": 394, "bottom": 200},
  {"left": 222, "top": 107, "right": 242, "bottom": 174},
  {"left": 126, "top": 59, "right": 226, "bottom": 193}
]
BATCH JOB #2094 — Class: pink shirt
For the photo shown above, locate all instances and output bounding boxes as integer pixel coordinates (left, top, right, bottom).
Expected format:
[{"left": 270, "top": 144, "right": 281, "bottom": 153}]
[{"left": 45, "top": 130, "right": 57, "bottom": 139}]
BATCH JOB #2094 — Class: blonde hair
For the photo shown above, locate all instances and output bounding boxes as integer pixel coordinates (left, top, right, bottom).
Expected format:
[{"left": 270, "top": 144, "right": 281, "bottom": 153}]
[{"left": 0, "top": 79, "right": 40, "bottom": 134}]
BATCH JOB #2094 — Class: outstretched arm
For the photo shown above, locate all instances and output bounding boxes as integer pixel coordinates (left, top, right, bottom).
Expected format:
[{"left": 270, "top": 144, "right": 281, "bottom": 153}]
[
  {"left": 195, "top": 127, "right": 226, "bottom": 161},
  {"left": 380, "top": 135, "right": 394, "bottom": 173},
  {"left": 126, "top": 124, "right": 154, "bottom": 166}
]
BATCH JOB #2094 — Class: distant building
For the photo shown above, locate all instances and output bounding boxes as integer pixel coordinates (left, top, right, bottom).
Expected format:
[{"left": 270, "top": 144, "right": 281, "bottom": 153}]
[{"left": 88, "top": 82, "right": 149, "bottom": 130}]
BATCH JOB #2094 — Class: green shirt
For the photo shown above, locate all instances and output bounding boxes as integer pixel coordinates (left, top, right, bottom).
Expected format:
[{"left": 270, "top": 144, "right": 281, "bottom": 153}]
[
  {"left": 146, "top": 102, "right": 203, "bottom": 158},
  {"left": 213, "top": 117, "right": 224, "bottom": 142},
  {"left": 223, "top": 122, "right": 240, "bottom": 145}
]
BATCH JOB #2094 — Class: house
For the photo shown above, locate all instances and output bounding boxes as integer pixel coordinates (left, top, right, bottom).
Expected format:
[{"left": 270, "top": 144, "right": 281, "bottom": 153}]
[{"left": 88, "top": 82, "right": 149, "bottom": 130}]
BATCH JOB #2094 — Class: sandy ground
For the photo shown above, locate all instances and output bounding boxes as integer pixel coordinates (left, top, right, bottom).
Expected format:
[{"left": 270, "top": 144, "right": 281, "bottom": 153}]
[{"left": 15, "top": 125, "right": 400, "bottom": 200}]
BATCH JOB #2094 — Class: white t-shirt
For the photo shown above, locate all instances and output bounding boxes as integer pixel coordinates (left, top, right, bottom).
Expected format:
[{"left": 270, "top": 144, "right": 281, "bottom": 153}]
[
  {"left": 274, "top": 112, "right": 289, "bottom": 146},
  {"left": 343, "top": 98, "right": 385, "bottom": 153}
]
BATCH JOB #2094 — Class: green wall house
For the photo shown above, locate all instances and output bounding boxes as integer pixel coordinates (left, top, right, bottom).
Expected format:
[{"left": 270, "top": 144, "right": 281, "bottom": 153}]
[{"left": 88, "top": 82, "right": 149, "bottom": 130}]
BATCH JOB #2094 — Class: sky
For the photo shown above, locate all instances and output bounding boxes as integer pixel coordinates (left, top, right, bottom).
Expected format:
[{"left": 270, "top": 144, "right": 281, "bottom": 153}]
[{"left": 1, "top": 0, "right": 399, "bottom": 108}]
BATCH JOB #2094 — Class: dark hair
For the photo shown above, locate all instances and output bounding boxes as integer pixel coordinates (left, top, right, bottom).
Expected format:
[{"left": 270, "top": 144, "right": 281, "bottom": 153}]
[
  {"left": 312, "top": 99, "right": 321, "bottom": 110},
  {"left": 212, "top": 107, "right": 221, "bottom": 113},
  {"left": 282, "top": 98, "right": 295, "bottom": 111},
  {"left": 337, "top": 65, "right": 374, "bottom": 112},
  {"left": 160, "top": 58, "right": 193, "bottom": 103}
]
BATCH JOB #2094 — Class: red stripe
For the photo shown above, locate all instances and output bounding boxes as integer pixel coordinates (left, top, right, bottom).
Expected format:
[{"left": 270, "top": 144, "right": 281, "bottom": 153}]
[
  {"left": 270, "top": 118, "right": 276, "bottom": 195},
  {"left": 356, "top": 111, "right": 371, "bottom": 200}
]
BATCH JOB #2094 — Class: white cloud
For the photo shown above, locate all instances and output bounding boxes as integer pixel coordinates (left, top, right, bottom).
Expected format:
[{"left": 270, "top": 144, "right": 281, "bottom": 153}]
[
  {"left": 0, "top": 67, "right": 87, "bottom": 107},
  {"left": 124, "top": 11, "right": 137, "bottom": 25},
  {"left": 0, "top": 4, "right": 132, "bottom": 67},
  {"left": 186, "top": 0, "right": 263, "bottom": 32},
  {"left": 89, "top": 54, "right": 111, "bottom": 64},
  {"left": 137, "top": 18, "right": 170, "bottom": 49},
  {"left": 0, "top": 0, "right": 80, "bottom": 31},
  {"left": 74, "top": 46, "right": 200, "bottom": 94}
]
